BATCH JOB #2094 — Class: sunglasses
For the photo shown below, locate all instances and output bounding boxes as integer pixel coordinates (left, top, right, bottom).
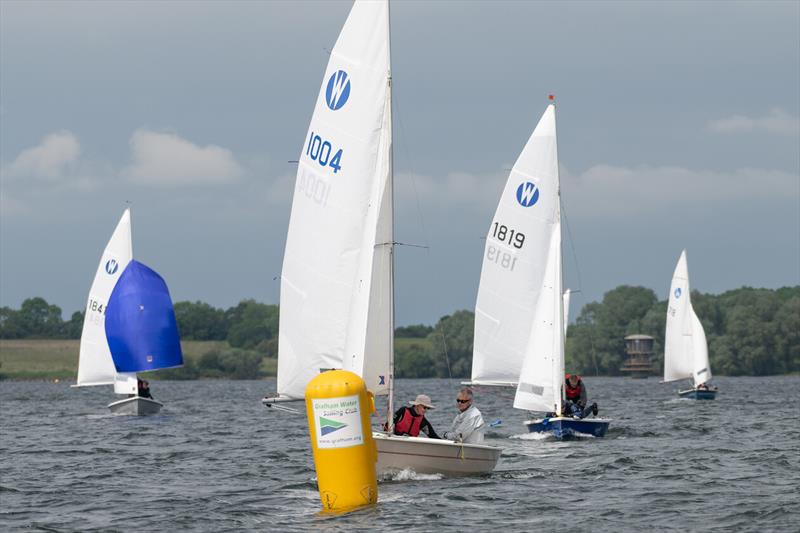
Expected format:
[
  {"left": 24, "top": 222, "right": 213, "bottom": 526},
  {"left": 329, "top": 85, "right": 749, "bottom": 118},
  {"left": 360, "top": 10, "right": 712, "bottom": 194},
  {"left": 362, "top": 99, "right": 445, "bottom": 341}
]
[{"left": 456, "top": 399, "right": 470, "bottom": 404}]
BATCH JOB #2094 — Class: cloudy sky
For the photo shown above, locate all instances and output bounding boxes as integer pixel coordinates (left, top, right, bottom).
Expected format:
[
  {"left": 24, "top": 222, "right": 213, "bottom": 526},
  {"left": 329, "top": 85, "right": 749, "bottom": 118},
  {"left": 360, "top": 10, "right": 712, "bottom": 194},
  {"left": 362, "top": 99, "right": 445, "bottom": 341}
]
[{"left": 1, "top": 0, "right": 798, "bottom": 326}]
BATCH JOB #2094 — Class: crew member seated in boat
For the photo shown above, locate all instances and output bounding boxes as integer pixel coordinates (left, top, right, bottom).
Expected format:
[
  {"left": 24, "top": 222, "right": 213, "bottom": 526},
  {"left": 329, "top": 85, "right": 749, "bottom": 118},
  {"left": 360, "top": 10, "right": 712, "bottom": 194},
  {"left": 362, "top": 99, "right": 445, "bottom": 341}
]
[
  {"left": 696, "top": 382, "right": 716, "bottom": 391},
  {"left": 442, "top": 388, "right": 485, "bottom": 444},
  {"left": 564, "top": 374, "right": 598, "bottom": 418},
  {"left": 388, "top": 394, "right": 440, "bottom": 438},
  {"left": 137, "top": 379, "right": 153, "bottom": 399}
]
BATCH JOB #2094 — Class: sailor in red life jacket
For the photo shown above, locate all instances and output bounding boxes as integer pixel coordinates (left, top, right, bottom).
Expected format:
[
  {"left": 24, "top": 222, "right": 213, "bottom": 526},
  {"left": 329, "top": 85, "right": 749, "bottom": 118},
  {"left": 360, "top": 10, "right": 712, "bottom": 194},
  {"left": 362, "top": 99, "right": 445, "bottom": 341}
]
[
  {"left": 564, "top": 374, "right": 598, "bottom": 418},
  {"left": 388, "top": 394, "right": 440, "bottom": 438}
]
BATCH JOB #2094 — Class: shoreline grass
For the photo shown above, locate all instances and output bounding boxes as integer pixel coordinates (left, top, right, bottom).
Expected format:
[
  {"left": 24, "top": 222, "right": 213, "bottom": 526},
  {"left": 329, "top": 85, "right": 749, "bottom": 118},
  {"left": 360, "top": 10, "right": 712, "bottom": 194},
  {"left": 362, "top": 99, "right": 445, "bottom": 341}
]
[{"left": 0, "top": 339, "right": 269, "bottom": 381}]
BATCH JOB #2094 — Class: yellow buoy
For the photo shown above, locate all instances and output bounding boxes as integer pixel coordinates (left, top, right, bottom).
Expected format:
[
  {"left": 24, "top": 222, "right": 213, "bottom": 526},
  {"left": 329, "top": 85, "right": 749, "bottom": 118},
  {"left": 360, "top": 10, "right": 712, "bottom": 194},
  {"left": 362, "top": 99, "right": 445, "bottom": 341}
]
[{"left": 305, "top": 369, "right": 377, "bottom": 512}]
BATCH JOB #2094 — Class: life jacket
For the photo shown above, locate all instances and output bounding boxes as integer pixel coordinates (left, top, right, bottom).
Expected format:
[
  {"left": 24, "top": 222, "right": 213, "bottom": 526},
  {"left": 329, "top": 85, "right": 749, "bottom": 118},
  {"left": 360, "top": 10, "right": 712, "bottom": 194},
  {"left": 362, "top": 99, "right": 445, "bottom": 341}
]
[
  {"left": 394, "top": 407, "right": 423, "bottom": 437},
  {"left": 565, "top": 374, "right": 583, "bottom": 401}
]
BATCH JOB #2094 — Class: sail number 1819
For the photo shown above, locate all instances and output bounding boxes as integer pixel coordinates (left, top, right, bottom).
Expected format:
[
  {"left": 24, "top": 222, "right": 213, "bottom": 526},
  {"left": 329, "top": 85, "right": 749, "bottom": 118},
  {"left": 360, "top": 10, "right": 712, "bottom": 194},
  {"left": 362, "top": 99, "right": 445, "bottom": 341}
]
[{"left": 492, "top": 222, "right": 525, "bottom": 249}]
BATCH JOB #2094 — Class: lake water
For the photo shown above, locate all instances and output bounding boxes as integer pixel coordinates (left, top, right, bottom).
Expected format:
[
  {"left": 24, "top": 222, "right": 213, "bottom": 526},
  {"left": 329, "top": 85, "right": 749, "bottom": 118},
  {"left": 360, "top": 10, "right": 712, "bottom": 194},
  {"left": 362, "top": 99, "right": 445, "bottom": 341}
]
[{"left": 1, "top": 377, "right": 798, "bottom": 532}]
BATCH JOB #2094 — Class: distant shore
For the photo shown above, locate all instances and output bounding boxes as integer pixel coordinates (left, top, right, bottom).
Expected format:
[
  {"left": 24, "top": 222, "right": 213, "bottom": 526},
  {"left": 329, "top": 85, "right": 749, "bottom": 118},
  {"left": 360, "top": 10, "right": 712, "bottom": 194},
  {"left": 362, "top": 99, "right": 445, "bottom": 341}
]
[
  {"left": 2, "top": 339, "right": 796, "bottom": 381},
  {"left": 0, "top": 339, "right": 276, "bottom": 381}
]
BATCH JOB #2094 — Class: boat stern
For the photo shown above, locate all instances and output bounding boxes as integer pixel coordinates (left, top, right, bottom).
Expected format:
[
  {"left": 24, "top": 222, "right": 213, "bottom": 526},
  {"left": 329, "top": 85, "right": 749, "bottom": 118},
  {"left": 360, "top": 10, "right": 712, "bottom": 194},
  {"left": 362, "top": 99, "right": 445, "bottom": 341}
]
[{"left": 107, "top": 396, "right": 163, "bottom": 416}]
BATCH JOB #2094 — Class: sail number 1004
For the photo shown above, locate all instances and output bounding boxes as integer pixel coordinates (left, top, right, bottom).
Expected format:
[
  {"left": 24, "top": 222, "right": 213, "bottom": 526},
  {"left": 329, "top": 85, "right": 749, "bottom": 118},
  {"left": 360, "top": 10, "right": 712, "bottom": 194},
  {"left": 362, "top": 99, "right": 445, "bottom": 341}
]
[{"left": 306, "top": 131, "right": 343, "bottom": 174}]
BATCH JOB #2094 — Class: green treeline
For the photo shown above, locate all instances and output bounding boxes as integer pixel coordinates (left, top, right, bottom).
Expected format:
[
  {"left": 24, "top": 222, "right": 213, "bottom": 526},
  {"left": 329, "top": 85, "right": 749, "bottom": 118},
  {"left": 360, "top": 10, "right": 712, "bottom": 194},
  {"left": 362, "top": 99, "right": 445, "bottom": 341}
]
[
  {"left": 566, "top": 285, "right": 799, "bottom": 376},
  {"left": 2, "top": 285, "right": 798, "bottom": 378}
]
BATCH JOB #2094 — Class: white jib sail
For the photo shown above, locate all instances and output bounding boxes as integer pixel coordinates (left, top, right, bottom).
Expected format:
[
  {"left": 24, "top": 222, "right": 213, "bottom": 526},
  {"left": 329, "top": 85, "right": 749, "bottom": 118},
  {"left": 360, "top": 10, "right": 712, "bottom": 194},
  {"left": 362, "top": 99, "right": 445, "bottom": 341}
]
[
  {"left": 277, "top": 0, "right": 391, "bottom": 400},
  {"left": 472, "top": 104, "right": 560, "bottom": 386},
  {"left": 352, "top": 65, "right": 393, "bottom": 397},
  {"left": 664, "top": 250, "right": 710, "bottom": 384},
  {"left": 563, "top": 289, "right": 571, "bottom": 338},
  {"left": 514, "top": 220, "right": 565, "bottom": 414},
  {"left": 76, "top": 209, "right": 134, "bottom": 387},
  {"left": 690, "top": 309, "right": 711, "bottom": 386}
]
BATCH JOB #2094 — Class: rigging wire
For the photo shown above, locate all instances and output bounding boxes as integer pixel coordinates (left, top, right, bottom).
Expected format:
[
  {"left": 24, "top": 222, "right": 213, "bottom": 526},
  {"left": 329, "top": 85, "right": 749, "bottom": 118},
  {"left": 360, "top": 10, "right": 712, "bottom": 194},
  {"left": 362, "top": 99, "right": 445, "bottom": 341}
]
[
  {"left": 561, "top": 200, "right": 600, "bottom": 377},
  {"left": 392, "top": 74, "right": 459, "bottom": 386}
]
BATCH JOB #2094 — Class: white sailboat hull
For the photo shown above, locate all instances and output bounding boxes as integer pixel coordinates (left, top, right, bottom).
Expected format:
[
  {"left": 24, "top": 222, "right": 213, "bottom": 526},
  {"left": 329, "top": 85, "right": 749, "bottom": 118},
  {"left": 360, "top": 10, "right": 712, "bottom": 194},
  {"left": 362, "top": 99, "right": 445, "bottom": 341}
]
[
  {"left": 107, "top": 396, "right": 163, "bottom": 416},
  {"left": 373, "top": 432, "right": 501, "bottom": 477}
]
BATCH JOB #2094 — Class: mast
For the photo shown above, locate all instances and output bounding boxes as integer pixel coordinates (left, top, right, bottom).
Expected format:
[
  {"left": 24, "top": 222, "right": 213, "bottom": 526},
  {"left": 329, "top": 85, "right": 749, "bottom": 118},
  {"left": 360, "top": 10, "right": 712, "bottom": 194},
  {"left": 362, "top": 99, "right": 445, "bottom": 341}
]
[
  {"left": 552, "top": 95, "right": 565, "bottom": 417},
  {"left": 385, "top": 0, "right": 396, "bottom": 433}
]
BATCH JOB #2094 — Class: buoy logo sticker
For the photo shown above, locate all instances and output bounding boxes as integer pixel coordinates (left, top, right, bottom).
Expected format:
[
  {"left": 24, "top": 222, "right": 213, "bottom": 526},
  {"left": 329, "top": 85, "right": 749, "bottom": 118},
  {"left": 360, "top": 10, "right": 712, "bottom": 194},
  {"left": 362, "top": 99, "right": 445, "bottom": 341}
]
[
  {"left": 312, "top": 395, "right": 364, "bottom": 449},
  {"left": 319, "top": 417, "right": 347, "bottom": 436}
]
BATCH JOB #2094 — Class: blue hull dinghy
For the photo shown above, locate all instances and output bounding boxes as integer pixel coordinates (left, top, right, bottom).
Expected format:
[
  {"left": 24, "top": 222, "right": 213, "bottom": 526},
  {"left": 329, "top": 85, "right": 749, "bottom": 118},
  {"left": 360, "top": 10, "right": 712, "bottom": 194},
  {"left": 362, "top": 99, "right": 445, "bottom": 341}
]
[{"left": 524, "top": 416, "right": 611, "bottom": 440}]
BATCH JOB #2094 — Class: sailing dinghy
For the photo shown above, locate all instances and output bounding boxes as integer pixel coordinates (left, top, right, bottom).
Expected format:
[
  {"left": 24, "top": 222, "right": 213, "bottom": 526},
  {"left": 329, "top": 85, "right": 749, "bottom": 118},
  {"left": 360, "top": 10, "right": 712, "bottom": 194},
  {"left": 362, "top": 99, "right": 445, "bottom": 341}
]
[
  {"left": 664, "top": 250, "right": 717, "bottom": 399},
  {"left": 471, "top": 100, "right": 610, "bottom": 439},
  {"left": 74, "top": 208, "right": 183, "bottom": 415},
  {"left": 263, "top": 0, "right": 500, "bottom": 475}
]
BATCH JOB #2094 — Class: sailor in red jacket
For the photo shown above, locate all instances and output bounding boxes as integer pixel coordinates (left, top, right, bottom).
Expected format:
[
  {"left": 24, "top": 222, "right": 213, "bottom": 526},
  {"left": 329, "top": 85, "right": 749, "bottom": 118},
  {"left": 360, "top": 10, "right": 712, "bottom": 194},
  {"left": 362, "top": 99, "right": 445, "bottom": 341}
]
[
  {"left": 564, "top": 374, "right": 598, "bottom": 418},
  {"left": 389, "top": 394, "right": 440, "bottom": 438}
]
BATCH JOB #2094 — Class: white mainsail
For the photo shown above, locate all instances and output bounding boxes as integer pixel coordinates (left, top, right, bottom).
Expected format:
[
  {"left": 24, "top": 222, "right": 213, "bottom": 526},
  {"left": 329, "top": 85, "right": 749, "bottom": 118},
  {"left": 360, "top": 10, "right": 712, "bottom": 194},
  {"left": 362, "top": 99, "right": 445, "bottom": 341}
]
[
  {"left": 472, "top": 104, "right": 560, "bottom": 387},
  {"left": 276, "top": 0, "right": 392, "bottom": 400},
  {"left": 76, "top": 208, "right": 137, "bottom": 394},
  {"left": 563, "top": 289, "right": 571, "bottom": 338},
  {"left": 664, "top": 250, "right": 711, "bottom": 386}
]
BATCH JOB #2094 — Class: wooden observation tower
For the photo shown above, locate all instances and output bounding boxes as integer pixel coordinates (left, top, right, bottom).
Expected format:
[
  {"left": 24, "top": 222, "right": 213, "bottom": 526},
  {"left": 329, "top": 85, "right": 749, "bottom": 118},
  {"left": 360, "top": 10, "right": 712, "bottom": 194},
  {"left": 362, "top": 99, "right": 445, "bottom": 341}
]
[{"left": 621, "top": 334, "right": 656, "bottom": 378}]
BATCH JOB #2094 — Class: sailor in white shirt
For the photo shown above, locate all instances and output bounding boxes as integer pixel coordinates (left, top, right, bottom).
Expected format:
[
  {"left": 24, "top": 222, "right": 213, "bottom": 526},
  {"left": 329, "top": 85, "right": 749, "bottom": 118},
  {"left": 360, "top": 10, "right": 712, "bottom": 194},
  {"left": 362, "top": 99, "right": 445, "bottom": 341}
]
[{"left": 442, "top": 388, "right": 485, "bottom": 444}]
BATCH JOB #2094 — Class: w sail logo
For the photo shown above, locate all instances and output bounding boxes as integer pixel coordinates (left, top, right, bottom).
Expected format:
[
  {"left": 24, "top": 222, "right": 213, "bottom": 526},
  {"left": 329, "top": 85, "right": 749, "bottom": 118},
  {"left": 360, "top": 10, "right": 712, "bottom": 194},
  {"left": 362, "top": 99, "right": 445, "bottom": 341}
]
[
  {"left": 105, "top": 259, "right": 119, "bottom": 275},
  {"left": 325, "top": 70, "right": 351, "bottom": 110},
  {"left": 516, "top": 182, "right": 540, "bottom": 207},
  {"left": 674, "top": 287, "right": 682, "bottom": 299},
  {"left": 319, "top": 417, "right": 347, "bottom": 436}
]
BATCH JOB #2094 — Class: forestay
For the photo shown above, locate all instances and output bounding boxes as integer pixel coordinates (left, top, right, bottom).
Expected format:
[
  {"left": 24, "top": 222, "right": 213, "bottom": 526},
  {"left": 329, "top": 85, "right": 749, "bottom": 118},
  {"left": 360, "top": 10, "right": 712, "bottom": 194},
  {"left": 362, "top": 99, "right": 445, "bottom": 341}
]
[
  {"left": 76, "top": 209, "right": 135, "bottom": 390},
  {"left": 277, "top": 0, "right": 392, "bottom": 400},
  {"left": 472, "top": 104, "right": 560, "bottom": 387},
  {"left": 664, "top": 250, "right": 711, "bottom": 386}
]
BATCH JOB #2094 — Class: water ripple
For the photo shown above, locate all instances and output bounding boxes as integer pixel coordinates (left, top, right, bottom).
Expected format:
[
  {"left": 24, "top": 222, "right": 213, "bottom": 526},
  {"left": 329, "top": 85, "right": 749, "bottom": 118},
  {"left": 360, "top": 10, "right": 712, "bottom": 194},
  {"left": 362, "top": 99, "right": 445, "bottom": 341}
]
[{"left": 1, "top": 377, "right": 799, "bottom": 531}]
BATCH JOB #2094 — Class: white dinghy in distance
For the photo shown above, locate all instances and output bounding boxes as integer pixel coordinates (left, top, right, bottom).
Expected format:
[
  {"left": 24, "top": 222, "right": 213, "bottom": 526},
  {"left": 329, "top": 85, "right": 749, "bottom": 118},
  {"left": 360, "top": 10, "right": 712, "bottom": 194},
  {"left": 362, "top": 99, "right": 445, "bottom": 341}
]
[
  {"left": 262, "top": 0, "right": 500, "bottom": 476},
  {"left": 664, "top": 250, "right": 717, "bottom": 400},
  {"left": 74, "top": 208, "right": 183, "bottom": 415}
]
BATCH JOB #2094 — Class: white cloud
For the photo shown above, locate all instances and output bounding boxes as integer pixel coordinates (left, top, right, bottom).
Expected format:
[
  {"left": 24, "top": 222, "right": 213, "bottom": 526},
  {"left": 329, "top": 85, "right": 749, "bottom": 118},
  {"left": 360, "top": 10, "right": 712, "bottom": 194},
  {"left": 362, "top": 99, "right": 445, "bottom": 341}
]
[
  {"left": 3, "top": 131, "right": 80, "bottom": 179},
  {"left": 707, "top": 108, "right": 800, "bottom": 136},
  {"left": 395, "top": 164, "right": 799, "bottom": 220},
  {"left": 122, "top": 129, "right": 244, "bottom": 187},
  {"left": 565, "top": 164, "right": 798, "bottom": 217}
]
